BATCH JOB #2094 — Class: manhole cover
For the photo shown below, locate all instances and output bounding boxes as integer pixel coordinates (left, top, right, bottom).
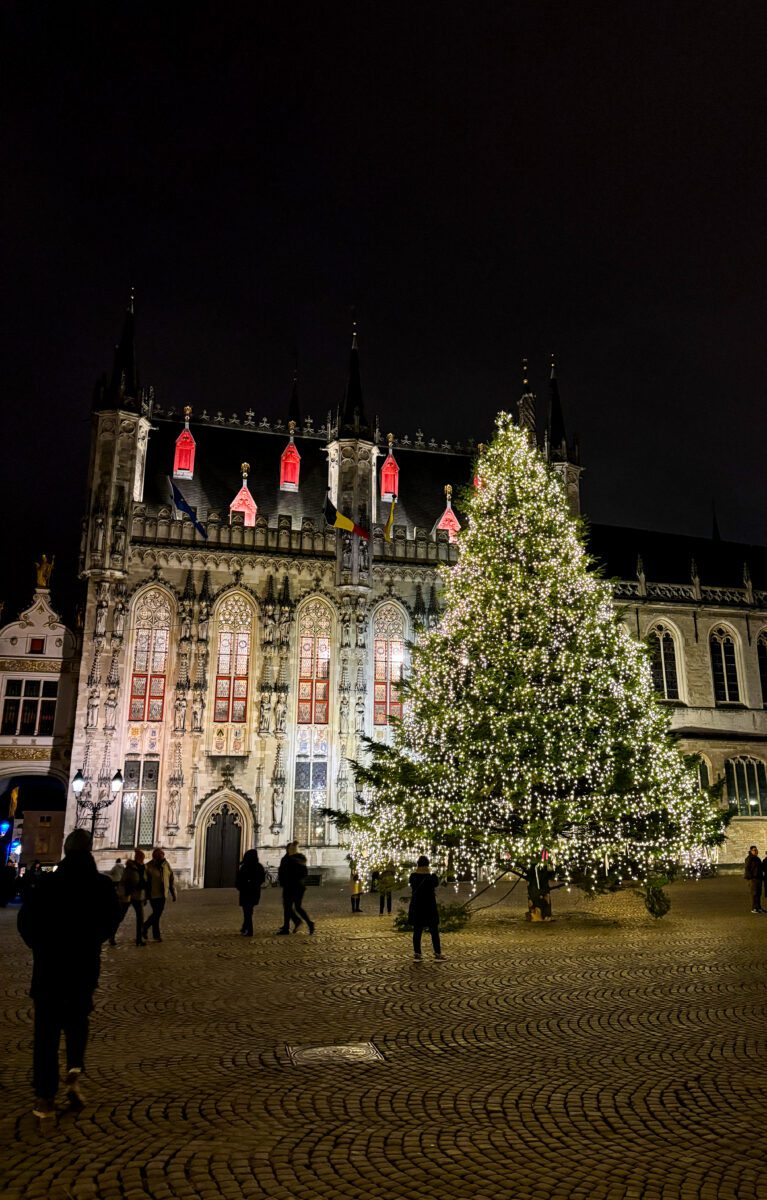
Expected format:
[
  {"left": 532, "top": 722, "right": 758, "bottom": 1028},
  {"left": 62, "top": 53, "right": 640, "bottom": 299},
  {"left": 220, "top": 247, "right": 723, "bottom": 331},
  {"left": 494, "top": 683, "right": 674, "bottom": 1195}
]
[{"left": 286, "top": 1041, "right": 384, "bottom": 1065}]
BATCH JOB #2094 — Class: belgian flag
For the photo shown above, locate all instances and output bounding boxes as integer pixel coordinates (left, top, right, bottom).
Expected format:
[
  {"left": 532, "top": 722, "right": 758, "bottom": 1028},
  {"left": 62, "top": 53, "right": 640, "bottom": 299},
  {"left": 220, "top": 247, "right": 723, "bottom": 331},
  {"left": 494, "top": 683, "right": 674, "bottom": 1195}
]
[{"left": 324, "top": 493, "right": 370, "bottom": 541}]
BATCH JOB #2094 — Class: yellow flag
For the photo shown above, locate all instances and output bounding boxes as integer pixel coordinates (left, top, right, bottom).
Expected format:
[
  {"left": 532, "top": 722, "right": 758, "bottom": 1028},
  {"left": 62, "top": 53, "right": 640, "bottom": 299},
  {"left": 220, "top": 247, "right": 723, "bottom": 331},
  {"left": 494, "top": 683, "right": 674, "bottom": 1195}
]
[
  {"left": 384, "top": 498, "right": 396, "bottom": 542},
  {"left": 8, "top": 787, "right": 18, "bottom": 818}
]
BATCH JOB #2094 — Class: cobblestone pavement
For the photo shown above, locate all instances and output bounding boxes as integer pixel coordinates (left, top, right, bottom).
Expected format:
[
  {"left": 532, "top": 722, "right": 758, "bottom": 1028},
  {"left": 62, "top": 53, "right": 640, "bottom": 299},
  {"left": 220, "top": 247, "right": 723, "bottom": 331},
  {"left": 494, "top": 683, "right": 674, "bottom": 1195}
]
[{"left": 2, "top": 874, "right": 766, "bottom": 1200}]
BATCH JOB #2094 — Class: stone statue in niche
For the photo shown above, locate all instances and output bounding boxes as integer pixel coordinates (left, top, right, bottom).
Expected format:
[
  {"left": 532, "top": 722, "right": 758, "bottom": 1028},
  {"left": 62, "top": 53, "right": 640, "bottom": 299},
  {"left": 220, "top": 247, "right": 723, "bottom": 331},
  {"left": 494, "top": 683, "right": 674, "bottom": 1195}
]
[
  {"left": 198, "top": 599, "right": 210, "bottom": 642},
  {"left": 113, "top": 601, "right": 126, "bottom": 640},
  {"left": 167, "top": 792, "right": 180, "bottom": 827},
  {"left": 91, "top": 517, "right": 105, "bottom": 556},
  {"left": 355, "top": 599, "right": 367, "bottom": 649},
  {"left": 180, "top": 605, "right": 193, "bottom": 642},
  {"left": 359, "top": 537, "right": 369, "bottom": 572},
  {"left": 35, "top": 554, "right": 55, "bottom": 588},
  {"left": 104, "top": 690, "right": 117, "bottom": 730},
  {"left": 259, "top": 693, "right": 272, "bottom": 733},
  {"left": 191, "top": 692, "right": 203, "bottom": 732},
  {"left": 355, "top": 695, "right": 365, "bottom": 735},
  {"left": 94, "top": 601, "right": 108, "bottom": 639},
  {"left": 339, "top": 695, "right": 349, "bottom": 735},
  {"left": 278, "top": 606, "right": 291, "bottom": 647},
  {"left": 263, "top": 598, "right": 276, "bottom": 645},
  {"left": 174, "top": 691, "right": 187, "bottom": 732},
  {"left": 86, "top": 690, "right": 99, "bottom": 729},
  {"left": 341, "top": 607, "right": 352, "bottom": 648},
  {"left": 274, "top": 694, "right": 287, "bottom": 734},
  {"left": 271, "top": 791, "right": 284, "bottom": 830},
  {"left": 112, "top": 526, "right": 126, "bottom": 559},
  {"left": 342, "top": 534, "right": 353, "bottom": 571}
]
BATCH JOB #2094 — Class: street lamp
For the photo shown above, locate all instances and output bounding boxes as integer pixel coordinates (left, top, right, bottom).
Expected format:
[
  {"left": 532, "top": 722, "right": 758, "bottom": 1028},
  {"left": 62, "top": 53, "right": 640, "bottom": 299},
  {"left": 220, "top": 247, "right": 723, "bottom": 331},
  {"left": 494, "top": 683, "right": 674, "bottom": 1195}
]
[
  {"left": 71, "top": 767, "right": 123, "bottom": 836},
  {"left": 111, "top": 770, "right": 124, "bottom": 794},
  {"left": 72, "top": 769, "right": 85, "bottom": 796}
]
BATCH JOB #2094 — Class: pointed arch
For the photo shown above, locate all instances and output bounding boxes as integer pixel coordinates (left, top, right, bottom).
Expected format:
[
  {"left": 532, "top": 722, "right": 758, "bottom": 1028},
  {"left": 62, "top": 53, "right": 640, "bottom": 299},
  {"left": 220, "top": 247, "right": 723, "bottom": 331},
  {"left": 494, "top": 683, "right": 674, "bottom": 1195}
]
[
  {"left": 292, "top": 596, "right": 336, "bottom": 846},
  {"left": 128, "top": 586, "right": 175, "bottom": 723},
  {"left": 372, "top": 600, "right": 408, "bottom": 726},
  {"left": 191, "top": 788, "right": 258, "bottom": 886},
  {"left": 708, "top": 622, "right": 742, "bottom": 705},
  {"left": 209, "top": 591, "right": 258, "bottom": 750},
  {"left": 646, "top": 619, "right": 683, "bottom": 702}
]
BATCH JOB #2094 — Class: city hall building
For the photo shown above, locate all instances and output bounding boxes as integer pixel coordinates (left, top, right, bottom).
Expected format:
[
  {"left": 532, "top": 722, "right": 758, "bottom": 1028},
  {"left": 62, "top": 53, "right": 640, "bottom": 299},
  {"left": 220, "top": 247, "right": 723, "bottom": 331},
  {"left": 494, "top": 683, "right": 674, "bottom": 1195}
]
[{"left": 63, "top": 302, "right": 767, "bottom": 884}]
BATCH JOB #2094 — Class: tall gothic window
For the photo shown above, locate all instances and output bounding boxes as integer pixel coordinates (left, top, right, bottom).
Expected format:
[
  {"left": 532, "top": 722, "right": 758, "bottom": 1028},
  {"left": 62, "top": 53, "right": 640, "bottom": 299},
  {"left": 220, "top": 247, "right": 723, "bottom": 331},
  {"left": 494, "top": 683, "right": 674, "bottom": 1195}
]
[
  {"left": 214, "top": 595, "right": 253, "bottom": 724},
  {"left": 758, "top": 633, "right": 767, "bottom": 708},
  {"left": 709, "top": 626, "right": 740, "bottom": 704},
  {"left": 293, "top": 600, "right": 332, "bottom": 846},
  {"left": 129, "top": 591, "right": 171, "bottom": 722},
  {"left": 725, "top": 756, "right": 767, "bottom": 817},
  {"left": 647, "top": 624, "right": 680, "bottom": 700},
  {"left": 118, "top": 759, "right": 159, "bottom": 848},
  {"left": 373, "top": 603, "right": 406, "bottom": 724}
]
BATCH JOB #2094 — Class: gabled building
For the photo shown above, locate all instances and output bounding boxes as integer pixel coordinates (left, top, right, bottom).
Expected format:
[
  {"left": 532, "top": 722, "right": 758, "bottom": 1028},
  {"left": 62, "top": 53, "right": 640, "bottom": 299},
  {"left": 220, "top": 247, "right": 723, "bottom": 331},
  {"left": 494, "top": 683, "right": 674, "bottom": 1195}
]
[{"left": 64, "top": 301, "right": 767, "bottom": 884}]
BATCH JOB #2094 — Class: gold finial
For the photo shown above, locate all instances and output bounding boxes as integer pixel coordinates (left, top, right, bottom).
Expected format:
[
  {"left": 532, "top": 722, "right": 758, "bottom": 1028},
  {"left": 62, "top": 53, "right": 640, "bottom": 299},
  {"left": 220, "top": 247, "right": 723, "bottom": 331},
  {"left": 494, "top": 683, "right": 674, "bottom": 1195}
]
[
  {"left": 241, "top": 462, "right": 250, "bottom": 479},
  {"left": 387, "top": 432, "right": 394, "bottom": 448},
  {"left": 288, "top": 419, "right": 296, "bottom": 436},
  {"left": 444, "top": 484, "right": 453, "bottom": 502},
  {"left": 183, "top": 405, "right": 192, "bottom": 419}
]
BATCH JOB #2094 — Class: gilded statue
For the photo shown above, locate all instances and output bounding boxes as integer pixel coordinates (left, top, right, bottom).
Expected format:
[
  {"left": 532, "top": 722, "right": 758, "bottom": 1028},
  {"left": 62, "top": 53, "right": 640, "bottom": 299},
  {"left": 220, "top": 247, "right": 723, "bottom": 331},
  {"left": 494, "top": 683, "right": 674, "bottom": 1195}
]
[{"left": 35, "top": 554, "right": 55, "bottom": 588}]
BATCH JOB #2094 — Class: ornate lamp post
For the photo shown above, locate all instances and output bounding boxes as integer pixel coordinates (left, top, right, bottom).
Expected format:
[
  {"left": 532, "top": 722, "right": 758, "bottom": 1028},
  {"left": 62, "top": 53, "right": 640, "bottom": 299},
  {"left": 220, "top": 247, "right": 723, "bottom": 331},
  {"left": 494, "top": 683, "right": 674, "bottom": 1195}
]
[{"left": 72, "top": 768, "right": 124, "bottom": 836}]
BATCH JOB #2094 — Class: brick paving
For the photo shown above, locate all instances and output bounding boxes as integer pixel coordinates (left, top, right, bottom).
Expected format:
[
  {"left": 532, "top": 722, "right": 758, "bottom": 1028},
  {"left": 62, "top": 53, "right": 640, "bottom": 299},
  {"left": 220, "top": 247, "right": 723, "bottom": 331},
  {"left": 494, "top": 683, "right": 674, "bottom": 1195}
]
[{"left": 1, "top": 874, "right": 766, "bottom": 1200}]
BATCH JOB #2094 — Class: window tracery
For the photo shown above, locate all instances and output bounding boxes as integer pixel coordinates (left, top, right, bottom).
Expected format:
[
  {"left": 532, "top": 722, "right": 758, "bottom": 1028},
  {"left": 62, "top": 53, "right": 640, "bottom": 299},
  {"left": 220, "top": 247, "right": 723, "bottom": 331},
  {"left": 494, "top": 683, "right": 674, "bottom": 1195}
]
[
  {"left": 647, "top": 623, "right": 680, "bottom": 701},
  {"left": 373, "top": 603, "right": 406, "bottom": 725},
  {"left": 725, "top": 756, "right": 767, "bottom": 816},
  {"left": 709, "top": 626, "right": 740, "bottom": 704},
  {"left": 293, "top": 600, "right": 333, "bottom": 845},
  {"left": 129, "top": 591, "right": 171, "bottom": 722},
  {"left": 214, "top": 594, "right": 254, "bottom": 724}
]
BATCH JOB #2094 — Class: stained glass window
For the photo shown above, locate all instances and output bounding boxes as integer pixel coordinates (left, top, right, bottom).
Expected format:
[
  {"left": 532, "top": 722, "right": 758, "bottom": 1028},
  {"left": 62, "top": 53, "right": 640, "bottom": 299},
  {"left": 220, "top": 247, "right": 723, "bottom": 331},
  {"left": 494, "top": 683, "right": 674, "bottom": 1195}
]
[
  {"left": 294, "top": 601, "right": 333, "bottom": 845},
  {"left": 648, "top": 624, "right": 679, "bottom": 700},
  {"left": 710, "top": 627, "right": 740, "bottom": 704},
  {"left": 214, "top": 595, "right": 253, "bottom": 723},
  {"left": 373, "top": 603, "right": 406, "bottom": 724},
  {"left": 129, "top": 591, "right": 172, "bottom": 722}
]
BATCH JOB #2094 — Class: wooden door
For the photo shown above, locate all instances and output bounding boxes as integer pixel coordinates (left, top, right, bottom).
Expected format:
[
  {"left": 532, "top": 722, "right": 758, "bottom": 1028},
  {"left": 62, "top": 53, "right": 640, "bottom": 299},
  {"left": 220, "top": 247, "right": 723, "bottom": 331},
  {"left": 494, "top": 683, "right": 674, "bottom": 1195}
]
[{"left": 204, "top": 805, "right": 241, "bottom": 887}]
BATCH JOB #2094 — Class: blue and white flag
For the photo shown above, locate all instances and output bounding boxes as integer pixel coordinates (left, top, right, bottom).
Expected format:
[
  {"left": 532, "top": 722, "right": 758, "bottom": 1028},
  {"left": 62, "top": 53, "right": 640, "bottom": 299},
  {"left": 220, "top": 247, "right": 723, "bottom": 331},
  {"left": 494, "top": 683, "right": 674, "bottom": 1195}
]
[{"left": 168, "top": 478, "right": 207, "bottom": 539}]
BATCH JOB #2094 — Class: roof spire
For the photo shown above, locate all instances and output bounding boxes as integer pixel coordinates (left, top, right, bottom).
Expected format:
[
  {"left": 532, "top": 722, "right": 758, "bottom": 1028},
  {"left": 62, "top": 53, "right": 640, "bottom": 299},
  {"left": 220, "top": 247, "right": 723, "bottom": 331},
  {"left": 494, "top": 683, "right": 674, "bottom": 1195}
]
[
  {"left": 288, "top": 372, "right": 301, "bottom": 426},
  {"left": 547, "top": 354, "right": 569, "bottom": 462},
  {"left": 339, "top": 310, "right": 369, "bottom": 437},
  {"left": 107, "top": 293, "right": 139, "bottom": 409},
  {"left": 518, "top": 357, "right": 536, "bottom": 436}
]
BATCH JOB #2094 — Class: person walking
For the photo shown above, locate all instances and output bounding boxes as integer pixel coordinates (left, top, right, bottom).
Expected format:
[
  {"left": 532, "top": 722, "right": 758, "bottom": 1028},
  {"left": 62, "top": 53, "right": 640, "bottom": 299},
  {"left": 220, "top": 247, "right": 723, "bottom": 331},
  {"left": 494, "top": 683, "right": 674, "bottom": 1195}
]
[
  {"left": 350, "top": 872, "right": 363, "bottom": 913},
  {"left": 22, "top": 860, "right": 45, "bottom": 900},
  {"left": 121, "top": 850, "right": 148, "bottom": 946},
  {"left": 376, "top": 861, "right": 395, "bottom": 916},
  {"left": 17, "top": 828, "right": 119, "bottom": 1118},
  {"left": 408, "top": 855, "right": 445, "bottom": 961},
  {"left": 745, "top": 845, "right": 763, "bottom": 913},
  {"left": 236, "top": 849, "right": 265, "bottom": 936},
  {"left": 106, "top": 858, "right": 125, "bottom": 946},
  {"left": 142, "top": 848, "right": 176, "bottom": 942},
  {"left": 276, "top": 841, "right": 314, "bottom": 935}
]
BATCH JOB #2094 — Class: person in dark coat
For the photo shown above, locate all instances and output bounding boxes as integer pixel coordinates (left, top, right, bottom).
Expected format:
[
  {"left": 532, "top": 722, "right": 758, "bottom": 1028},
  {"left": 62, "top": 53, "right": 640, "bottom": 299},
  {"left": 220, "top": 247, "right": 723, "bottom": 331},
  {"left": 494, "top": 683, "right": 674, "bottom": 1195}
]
[
  {"left": 745, "top": 845, "right": 763, "bottom": 913},
  {"left": 21, "top": 861, "right": 45, "bottom": 900},
  {"left": 120, "top": 850, "right": 148, "bottom": 946},
  {"left": 236, "top": 849, "right": 266, "bottom": 935},
  {"left": 0, "top": 860, "right": 18, "bottom": 906},
  {"left": 276, "top": 841, "right": 315, "bottom": 935},
  {"left": 17, "top": 828, "right": 119, "bottom": 1118},
  {"left": 408, "top": 855, "right": 445, "bottom": 961}
]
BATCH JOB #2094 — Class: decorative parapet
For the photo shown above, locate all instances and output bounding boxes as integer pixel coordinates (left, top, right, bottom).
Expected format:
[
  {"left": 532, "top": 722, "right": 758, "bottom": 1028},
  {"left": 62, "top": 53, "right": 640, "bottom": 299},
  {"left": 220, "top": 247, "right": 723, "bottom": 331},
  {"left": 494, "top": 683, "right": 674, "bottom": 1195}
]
[
  {"left": 129, "top": 505, "right": 459, "bottom": 565},
  {"left": 612, "top": 579, "right": 760, "bottom": 608}
]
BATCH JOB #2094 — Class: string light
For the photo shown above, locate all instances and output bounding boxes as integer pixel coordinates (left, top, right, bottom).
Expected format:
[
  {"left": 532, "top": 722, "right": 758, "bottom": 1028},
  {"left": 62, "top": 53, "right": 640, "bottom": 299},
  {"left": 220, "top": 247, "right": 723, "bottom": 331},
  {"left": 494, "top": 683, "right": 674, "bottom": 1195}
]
[{"left": 337, "top": 413, "right": 726, "bottom": 896}]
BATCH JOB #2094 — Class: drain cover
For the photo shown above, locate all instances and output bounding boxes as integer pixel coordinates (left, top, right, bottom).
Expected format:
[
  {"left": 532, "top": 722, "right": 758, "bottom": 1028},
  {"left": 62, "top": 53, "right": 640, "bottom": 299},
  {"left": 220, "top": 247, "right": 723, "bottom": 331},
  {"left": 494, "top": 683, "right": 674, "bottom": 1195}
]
[{"left": 286, "top": 1041, "right": 384, "bottom": 1065}]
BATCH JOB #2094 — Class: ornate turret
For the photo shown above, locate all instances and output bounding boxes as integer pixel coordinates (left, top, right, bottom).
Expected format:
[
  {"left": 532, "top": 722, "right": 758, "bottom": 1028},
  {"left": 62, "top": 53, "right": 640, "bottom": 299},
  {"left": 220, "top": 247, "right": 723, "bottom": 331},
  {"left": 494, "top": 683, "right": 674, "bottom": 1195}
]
[
  {"left": 339, "top": 318, "right": 369, "bottom": 437},
  {"left": 229, "top": 462, "right": 257, "bottom": 526},
  {"left": 173, "top": 407, "right": 196, "bottom": 480},
  {"left": 94, "top": 289, "right": 140, "bottom": 412},
  {"left": 545, "top": 356, "right": 582, "bottom": 516}
]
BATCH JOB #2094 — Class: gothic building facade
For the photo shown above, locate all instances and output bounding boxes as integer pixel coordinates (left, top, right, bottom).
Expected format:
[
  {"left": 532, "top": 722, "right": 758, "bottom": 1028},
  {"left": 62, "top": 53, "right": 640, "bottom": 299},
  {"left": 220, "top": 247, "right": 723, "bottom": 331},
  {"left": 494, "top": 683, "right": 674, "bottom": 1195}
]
[{"left": 65, "top": 304, "right": 767, "bottom": 884}]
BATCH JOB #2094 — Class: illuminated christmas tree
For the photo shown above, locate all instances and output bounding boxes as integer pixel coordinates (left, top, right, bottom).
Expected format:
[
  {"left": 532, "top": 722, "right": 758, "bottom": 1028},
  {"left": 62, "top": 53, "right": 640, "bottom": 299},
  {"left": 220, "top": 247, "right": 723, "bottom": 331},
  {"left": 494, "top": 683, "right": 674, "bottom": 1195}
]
[{"left": 338, "top": 412, "right": 726, "bottom": 916}]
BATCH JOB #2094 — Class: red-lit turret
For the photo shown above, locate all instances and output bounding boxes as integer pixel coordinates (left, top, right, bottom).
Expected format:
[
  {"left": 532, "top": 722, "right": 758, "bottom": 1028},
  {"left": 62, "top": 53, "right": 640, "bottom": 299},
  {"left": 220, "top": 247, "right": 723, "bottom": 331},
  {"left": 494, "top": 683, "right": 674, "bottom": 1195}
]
[
  {"left": 173, "top": 406, "right": 196, "bottom": 480},
  {"left": 380, "top": 432, "right": 399, "bottom": 503},
  {"left": 434, "top": 484, "right": 461, "bottom": 543},
  {"left": 229, "top": 462, "right": 257, "bottom": 527},
  {"left": 280, "top": 420, "right": 301, "bottom": 492}
]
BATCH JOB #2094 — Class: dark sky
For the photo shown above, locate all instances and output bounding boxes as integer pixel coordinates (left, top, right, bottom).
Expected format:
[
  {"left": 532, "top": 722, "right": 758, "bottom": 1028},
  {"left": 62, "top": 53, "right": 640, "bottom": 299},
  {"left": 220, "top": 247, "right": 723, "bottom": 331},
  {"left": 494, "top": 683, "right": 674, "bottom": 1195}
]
[{"left": 2, "top": 1, "right": 767, "bottom": 623}]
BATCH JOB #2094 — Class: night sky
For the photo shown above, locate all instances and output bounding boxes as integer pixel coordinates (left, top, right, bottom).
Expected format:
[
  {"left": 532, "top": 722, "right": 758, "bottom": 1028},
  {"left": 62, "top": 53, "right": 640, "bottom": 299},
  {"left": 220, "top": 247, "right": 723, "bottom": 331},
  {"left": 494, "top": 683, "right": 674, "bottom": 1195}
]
[{"left": 3, "top": 1, "right": 767, "bottom": 624}]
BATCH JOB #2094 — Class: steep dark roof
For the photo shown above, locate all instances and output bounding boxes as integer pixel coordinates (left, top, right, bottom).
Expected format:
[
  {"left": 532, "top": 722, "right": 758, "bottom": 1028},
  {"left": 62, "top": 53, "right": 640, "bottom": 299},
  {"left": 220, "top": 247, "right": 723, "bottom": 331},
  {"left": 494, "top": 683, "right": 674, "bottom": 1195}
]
[
  {"left": 587, "top": 522, "right": 767, "bottom": 589},
  {"left": 144, "top": 417, "right": 472, "bottom": 533}
]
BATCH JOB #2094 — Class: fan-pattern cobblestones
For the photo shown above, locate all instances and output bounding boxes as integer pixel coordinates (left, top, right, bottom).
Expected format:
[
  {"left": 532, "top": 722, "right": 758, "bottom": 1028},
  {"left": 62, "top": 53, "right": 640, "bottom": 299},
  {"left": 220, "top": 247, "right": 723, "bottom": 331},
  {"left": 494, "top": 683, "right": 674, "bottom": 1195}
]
[{"left": 1, "top": 875, "right": 765, "bottom": 1200}]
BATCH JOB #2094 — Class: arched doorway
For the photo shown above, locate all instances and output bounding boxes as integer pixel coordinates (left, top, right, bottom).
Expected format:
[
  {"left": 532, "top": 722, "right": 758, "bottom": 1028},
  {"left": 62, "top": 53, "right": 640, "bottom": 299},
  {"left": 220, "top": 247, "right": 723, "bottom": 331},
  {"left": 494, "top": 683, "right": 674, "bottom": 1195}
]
[{"left": 203, "top": 803, "right": 242, "bottom": 887}]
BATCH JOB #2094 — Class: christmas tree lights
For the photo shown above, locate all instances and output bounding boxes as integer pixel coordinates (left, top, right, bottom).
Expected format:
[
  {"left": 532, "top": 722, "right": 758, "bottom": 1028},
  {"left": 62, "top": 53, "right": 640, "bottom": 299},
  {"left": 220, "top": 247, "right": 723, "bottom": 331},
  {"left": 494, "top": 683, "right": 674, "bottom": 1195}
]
[{"left": 332, "top": 413, "right": 726, "bottom": 912}]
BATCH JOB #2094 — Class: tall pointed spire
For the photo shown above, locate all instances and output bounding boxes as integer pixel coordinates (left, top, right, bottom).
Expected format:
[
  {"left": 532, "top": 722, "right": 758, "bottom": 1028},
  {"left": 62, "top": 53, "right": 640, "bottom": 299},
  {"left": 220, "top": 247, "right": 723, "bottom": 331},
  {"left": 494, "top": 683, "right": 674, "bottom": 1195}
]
[
  {"left": 518, "top": 357, "right": 536, "bottom": 436},
  {"left": 339, "top": 313, "right": 369, "bottom": 436},
  {"left": 288, "top": 372, "right": 301, "bottom": 426},
  {"left": 547, "top": 354, "right": 568, "bottom": 462},
  {"left": 107, "top": 289, "right": 139, "bottom": 408}
]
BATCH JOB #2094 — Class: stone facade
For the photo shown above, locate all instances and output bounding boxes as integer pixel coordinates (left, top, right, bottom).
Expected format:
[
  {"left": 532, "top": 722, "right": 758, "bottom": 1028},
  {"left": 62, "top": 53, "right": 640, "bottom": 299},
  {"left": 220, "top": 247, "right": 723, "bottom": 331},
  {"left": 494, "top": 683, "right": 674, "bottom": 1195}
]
[{"left": 63, "top": 309, "right": 767, "bottom": 881}]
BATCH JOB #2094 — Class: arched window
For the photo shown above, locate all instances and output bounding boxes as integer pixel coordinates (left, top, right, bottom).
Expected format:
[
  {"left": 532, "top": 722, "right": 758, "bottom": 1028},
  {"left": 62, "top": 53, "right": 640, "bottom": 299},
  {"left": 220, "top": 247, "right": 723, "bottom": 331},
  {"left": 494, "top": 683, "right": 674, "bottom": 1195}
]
[
  {"left": 648, "top": 624, "right": 679, "bottom": 700},
  {"left": 294, "top": 600, "right": 332, "bottom": 846},
  {"left": 725, "top": 756, "right": 767, "bottom": 816},
  {"left": 129, "top": 591, "right": 172, "bottom": 722},
  {"left": 697, "top": 757, "right": 711, "bottom": 790},
  {"left": 214, "top": 595, "right": 253, "bottom": 724},
  {"left": 709, "top": 626, "right": 740, "bottom": 704},
  {"left": 758, "top": 632, "right": 767, "bottom": 708},
  {"left": 373, "top": 603, "right": 406, "bottom": 724}
]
